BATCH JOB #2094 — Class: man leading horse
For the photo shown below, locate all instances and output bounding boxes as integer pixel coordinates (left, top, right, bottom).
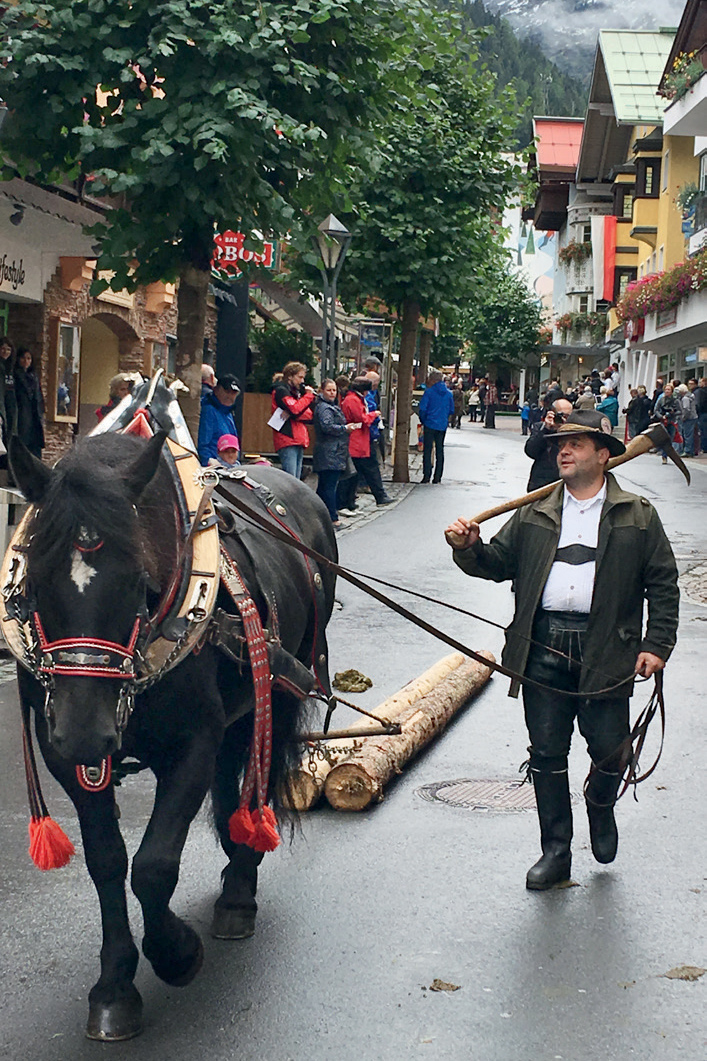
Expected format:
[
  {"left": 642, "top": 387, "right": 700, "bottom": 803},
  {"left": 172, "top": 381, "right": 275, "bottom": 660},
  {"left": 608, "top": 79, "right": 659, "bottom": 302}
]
[{"left": 445, "top": 410, "right": 679, "bottom": 890}]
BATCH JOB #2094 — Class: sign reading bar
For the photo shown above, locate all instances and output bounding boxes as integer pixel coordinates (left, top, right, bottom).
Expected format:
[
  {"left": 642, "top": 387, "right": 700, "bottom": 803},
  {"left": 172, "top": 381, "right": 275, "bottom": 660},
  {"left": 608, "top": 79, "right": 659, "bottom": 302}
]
[{"left": 212, "top": 231, "right": 278, "bottom": 276}]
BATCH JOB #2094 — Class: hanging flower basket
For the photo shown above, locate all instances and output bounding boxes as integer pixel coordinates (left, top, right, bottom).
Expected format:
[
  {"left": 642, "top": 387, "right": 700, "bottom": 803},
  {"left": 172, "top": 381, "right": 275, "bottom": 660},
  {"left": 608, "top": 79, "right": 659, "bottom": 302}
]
[
  {"left": 554, "top": 311, "right": 607, "bottom": 343},
  {"left": 558, "top": 240, "right": 592, "bottom": 267},
  {"left": 616, "top": 248, "right": 707, "bottom": 323},
  {"left": 663, "top": 51, "right": 705, "bottom": 103}
]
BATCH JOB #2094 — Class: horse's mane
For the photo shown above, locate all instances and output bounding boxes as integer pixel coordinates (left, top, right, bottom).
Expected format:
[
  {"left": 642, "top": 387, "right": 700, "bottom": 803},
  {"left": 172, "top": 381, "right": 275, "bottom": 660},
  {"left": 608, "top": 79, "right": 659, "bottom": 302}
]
[{"left": 27, "top": 434, "right": 170, "bottom": 582}]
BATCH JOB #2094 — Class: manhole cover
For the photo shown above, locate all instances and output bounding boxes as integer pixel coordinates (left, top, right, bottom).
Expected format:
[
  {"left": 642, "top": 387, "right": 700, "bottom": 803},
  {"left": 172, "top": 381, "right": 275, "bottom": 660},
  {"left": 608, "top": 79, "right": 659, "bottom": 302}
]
[{"left": 416, "top": 778, "right": 581, "bottom": 812}]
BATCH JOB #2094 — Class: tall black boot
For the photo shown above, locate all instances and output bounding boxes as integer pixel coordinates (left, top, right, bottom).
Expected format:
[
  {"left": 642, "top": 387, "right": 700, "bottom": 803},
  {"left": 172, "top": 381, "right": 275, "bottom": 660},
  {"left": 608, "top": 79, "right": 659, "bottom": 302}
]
[
  {"left": 585, "top": 765, "right": 621, "bottom": 864},
  {"left": 526, "top": 767, "right": 573, "bottom": 890}
]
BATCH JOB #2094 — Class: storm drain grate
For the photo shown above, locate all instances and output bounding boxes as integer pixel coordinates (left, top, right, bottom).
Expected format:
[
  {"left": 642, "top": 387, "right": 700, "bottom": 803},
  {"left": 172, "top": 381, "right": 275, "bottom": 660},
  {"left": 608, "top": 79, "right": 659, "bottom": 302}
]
[{"left": 416, "top": 778, "right": 581, "bottom": 812}]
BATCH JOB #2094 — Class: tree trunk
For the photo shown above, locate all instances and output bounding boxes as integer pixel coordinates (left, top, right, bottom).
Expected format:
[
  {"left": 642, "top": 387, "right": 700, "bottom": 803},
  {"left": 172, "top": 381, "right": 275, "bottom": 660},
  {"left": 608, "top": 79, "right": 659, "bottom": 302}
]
[
  {"left": 176, "top": 263, "right": 211, "bottom": 445},
  {"left": 283, "top": 653, "right": 469, "bottom": 811},
  {"left": 324, "top": 653, "right": 495, "bottom": 811},
  {"left": 418, "top": 329, "right": 433, "bottom": 385},
  {"left": 393, "top": 298, "right": 420, "bottom": 483}
]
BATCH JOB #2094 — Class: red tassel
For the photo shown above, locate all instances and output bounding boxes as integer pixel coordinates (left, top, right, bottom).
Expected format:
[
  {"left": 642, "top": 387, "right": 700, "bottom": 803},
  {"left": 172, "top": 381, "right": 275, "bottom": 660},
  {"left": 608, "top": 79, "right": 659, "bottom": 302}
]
[
  {"left": 28, "top": 816, "right": 75, "bottom": 871},
  {"left": 251, "top": 806, "right": 280, "bottom": 852},
  {"left": 229, "top": 806, "right": 256, "bottom": 845}
]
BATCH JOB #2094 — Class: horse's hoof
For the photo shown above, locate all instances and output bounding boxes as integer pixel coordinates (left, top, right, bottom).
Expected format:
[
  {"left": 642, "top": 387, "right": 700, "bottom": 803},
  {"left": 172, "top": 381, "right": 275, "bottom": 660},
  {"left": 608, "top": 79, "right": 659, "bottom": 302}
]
[
  {"left": 142, "top": 929, "right": 203, "bottom": 984},
  {"left": 86, "top": 992, "right": 143, "bottom": 1042},
  {"left": 211, "top": 904, "right": 256, "bottom": 940}
]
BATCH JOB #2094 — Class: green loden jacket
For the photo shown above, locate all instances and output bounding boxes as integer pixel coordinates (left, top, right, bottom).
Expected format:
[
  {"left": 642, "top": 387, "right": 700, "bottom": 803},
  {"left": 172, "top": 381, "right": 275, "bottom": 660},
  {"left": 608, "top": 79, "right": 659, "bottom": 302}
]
[{"left": 453, "top": 473, "right": 679, "bottom": 698}]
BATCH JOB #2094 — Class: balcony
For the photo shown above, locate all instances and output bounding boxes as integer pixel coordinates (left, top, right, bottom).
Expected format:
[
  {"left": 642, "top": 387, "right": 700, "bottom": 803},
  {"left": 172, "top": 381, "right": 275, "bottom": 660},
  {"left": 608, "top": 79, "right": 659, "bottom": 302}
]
[
  {"left": 534, "top": 185, "right": 569, "bottom": 232},
  {"left": 563, "top": 258, "right": 593, "bottom": 295},
  {"left": 663, "top": 70, "right": 707, "bottom": 138},
  {"left": 630, "top": 197, "right": 658, "bottom": 248},
  {"left": 643, "top": 286, "right": 707, "bottom": 352},
  {"left": 689, "top": 192, "right": 707, "bottom": 256}
]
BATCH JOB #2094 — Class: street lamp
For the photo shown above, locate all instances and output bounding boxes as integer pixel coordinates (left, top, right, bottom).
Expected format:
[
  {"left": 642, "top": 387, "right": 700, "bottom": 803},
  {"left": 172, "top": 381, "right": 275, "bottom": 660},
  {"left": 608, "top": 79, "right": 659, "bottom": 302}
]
[{"left": 313, "top": 214, "right": 352, "bottom": 382}]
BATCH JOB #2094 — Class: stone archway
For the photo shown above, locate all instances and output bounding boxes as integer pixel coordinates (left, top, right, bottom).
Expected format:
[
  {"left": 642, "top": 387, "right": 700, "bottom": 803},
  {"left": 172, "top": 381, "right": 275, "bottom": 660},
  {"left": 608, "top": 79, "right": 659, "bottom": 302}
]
[{"left": 78, "top": 312, "right": 141, "bottom": 434}]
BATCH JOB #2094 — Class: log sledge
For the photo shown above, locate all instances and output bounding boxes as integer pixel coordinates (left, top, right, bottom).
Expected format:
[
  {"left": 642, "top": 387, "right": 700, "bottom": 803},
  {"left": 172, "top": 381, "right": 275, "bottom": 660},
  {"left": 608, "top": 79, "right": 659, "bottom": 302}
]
[
  {"left": 283, "top": 653, "right": 477, "bottom": 811},
  {"left": 323, "top": 651, "right": 495, "bottom": 812}
]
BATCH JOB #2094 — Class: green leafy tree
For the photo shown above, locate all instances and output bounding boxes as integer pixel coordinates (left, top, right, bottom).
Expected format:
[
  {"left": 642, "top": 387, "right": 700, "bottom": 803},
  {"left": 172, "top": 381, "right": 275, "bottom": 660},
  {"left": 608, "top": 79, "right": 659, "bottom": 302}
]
[
  {"left": 0, "top": 0, "right": 438, "bottom": 433},
  {"left": 331, "top": 43, "right": 525, "bottom": 480},
  {"left": 445, "top": 265, "right": 542, "bottom": 373},
  {"left": 248, "top": 321, "right": 316, "bottom": 394}
]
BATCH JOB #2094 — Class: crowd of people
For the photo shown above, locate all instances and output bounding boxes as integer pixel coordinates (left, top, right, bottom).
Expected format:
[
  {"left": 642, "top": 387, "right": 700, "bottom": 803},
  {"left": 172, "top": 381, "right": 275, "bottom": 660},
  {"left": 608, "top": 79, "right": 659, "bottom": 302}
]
[
  {"left": 0, "top": 336, "right": 45, "bottom": 474},
  {"left": 192, "top": 352, "right": 706, "bottom": 535}
]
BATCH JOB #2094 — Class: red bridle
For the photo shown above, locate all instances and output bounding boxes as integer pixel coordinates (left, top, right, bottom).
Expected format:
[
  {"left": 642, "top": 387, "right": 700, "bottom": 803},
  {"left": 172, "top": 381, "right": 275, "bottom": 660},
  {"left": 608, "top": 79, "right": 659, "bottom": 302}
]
[{"left": 33, "top": 611, "right": 141, "bottom": 680}]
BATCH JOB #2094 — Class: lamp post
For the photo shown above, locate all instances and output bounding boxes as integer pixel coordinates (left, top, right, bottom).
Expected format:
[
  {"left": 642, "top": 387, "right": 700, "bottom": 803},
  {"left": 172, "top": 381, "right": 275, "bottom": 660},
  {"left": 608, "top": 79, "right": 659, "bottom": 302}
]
[{"left": 313, "top": 214, "right": 352, "bottom": 382}]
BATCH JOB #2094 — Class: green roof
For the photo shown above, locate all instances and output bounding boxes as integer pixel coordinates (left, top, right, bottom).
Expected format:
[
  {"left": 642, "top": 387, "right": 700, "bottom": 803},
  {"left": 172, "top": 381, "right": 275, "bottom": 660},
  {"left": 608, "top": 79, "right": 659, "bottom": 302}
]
[{"left": 600, "top": 30, "right": 675, "bottom": 124}]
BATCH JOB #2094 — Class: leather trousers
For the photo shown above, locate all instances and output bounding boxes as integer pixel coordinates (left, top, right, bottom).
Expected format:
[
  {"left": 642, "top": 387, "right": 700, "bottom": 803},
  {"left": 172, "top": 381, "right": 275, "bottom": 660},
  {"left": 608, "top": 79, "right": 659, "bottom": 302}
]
[{"left": 523, "top": 610, "right": 630, "bottom": 775}]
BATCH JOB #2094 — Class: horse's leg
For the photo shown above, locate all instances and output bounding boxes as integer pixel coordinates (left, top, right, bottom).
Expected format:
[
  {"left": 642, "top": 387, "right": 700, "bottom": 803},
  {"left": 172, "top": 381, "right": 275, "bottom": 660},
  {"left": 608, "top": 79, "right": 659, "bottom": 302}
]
[
  {"left": 131, "top": 726, "right": 219, "bottom": 987},
  {"left": 33, "top": 713, "right": 142, "bottom": 1042},
  {"left": 209, "top": 713, "right": 262, "bottom": 938}
]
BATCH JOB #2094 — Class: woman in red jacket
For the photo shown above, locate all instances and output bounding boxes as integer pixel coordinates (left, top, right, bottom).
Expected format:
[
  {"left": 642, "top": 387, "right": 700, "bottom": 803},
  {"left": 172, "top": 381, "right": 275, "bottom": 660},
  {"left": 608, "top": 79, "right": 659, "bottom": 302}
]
[
  {"left": 341, "top": 377, "right": 393, "bottom": 506},
  {"left": 271, "top": 361, "right": 315, "bottom": 478}
]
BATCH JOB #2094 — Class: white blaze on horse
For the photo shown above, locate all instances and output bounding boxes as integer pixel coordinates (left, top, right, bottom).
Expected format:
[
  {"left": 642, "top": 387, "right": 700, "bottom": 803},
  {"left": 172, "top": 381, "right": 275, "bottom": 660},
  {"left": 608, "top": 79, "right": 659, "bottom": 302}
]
[{"left": 3, "top": 417, "right": 337, "bottom": 1042}]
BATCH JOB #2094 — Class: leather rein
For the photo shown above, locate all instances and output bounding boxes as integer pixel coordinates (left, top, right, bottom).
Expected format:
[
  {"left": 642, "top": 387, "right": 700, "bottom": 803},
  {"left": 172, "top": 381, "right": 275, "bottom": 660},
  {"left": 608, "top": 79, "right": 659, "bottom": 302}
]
[{"left": 214, "top": 482, "right": 666, "bottom": 797}]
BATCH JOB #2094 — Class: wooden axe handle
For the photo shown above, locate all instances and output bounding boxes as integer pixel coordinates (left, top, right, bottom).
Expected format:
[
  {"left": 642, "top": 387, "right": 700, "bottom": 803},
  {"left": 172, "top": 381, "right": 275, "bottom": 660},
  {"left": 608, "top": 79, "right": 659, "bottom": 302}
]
[{"left": 470, "top": 426, "right": 666, "bottom": 526}]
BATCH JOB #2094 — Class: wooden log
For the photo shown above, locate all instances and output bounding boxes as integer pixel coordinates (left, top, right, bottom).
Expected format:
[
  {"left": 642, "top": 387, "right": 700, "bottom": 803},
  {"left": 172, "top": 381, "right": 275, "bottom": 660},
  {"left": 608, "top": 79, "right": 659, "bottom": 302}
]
[
  {"left": 324, "top": 652, "right": 495, "bottom": 811},
  {"left": 282, "top": 653, "right": 469, "bottom": 811}
]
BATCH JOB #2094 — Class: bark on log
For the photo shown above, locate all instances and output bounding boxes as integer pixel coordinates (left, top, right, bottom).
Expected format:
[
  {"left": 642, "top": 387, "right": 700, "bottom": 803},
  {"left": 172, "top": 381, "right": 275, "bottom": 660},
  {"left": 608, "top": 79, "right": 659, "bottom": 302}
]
[
  {"left": 283, "top": 653, "right": 470, "bottom": 811},
  {"left": 324, "top": 652, "right": 495, "bottom": 811}
]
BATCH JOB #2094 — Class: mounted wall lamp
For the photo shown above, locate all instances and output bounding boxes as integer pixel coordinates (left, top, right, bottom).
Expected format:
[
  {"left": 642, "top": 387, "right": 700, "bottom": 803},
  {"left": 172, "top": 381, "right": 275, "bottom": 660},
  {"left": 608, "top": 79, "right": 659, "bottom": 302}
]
[{"left": 9, "top": 203, "right": 24, "bottom": 226}]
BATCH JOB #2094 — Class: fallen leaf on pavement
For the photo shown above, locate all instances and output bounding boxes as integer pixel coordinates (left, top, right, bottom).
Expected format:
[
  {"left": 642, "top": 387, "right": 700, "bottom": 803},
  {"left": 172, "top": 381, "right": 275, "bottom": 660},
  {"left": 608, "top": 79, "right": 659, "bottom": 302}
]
[
  {"left": 662, "top": 966, "right": 706, "bottom": 982},
  {"left": 429, "top": 979, "right": 460, "bottom": 992}
]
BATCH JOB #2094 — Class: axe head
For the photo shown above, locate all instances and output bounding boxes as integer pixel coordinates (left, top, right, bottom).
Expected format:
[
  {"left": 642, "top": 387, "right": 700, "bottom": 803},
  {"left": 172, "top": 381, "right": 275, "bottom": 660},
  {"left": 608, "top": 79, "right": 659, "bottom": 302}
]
[{"left": 640, "top": 423, "right": 691, "bottom": 485}]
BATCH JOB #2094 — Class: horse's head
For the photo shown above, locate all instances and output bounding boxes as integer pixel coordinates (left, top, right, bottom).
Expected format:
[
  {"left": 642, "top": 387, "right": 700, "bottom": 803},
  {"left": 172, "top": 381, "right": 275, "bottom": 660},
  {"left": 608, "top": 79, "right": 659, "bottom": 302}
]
[{"left": 10, "top": 433, "right": 168, "bottom": 765}]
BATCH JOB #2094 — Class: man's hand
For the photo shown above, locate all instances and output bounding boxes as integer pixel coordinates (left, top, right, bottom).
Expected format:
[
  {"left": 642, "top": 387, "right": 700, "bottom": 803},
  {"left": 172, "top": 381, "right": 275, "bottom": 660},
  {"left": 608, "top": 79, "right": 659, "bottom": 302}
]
[
  {"left": 543, "top": 409, "right": 557, "bottom": 431},
  {"left": 634, "top": 652, "right": 665, "bottom": 678},
  {"left": 444, "top": 518, "right": 480, "bottom": 550}
]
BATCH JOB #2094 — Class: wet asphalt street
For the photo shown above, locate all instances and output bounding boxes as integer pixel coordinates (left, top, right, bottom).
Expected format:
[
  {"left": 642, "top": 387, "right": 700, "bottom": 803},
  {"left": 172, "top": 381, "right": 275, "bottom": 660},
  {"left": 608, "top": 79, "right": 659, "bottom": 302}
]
[{"left": 0, "top": 420, "right": 705, "bottom": 1061}]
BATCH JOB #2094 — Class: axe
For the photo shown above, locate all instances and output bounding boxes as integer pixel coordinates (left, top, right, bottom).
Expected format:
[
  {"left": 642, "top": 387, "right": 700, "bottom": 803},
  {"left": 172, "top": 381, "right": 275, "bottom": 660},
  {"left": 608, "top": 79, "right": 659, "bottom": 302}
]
[{"left": 470, "top": 422, "right": 690, "bottom": 526}]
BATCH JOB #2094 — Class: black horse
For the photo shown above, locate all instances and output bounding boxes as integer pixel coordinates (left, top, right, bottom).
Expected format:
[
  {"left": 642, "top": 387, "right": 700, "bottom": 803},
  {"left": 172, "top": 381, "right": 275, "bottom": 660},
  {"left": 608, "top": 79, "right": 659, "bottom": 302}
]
[{"left": 8, "top": 432, "right": 337, "bottom": 1041}]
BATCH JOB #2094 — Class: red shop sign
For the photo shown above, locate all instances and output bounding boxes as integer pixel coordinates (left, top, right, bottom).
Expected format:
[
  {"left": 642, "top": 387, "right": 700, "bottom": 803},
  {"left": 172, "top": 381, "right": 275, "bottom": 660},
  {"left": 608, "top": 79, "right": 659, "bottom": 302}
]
[{"left": 212, "top": 231, "right": 278, "bottom": 275}]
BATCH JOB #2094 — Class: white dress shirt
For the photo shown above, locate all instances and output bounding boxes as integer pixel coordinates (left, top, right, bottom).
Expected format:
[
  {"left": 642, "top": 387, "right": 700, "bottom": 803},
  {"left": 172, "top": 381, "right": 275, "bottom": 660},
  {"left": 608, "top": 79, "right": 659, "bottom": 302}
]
[{"left": 541, "top": 482, "right": 606, "bottom": 613}]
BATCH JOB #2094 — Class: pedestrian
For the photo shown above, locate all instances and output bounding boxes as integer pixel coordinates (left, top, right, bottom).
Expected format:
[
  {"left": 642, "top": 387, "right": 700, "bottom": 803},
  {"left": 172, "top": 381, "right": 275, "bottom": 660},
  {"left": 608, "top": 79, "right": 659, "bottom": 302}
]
[
  {"left": 198, "top": 374, "right": 240, "bottom": 466},
  {"left": 201, "top": 363, "right": 216, "bottom": 400},
  {"left": 96, "top": 372, "right": 133, "bottom": 422},
  {"left": 0, "top": 336, "right": 17, "bottom": 457},
  {"left": 520, "top": 400, "right": 531, "bottom": 436},
  {"left": 543, "top": 379, "right": 563, "bottom": 410},
  {"left": 313, "top": 378, "right": 358, "bottom": 527},
  {"left": 574, "top": 386, "right": 596, "bottom": 411},
  {"left": 364, "top": 369, "right": 385, "bottom": 463},
  {"left": 467, "top": 385, "right": 481, "bottom": 422},
  {"left": 418, "top": 369, "right": 454, "bottom": 484},
  {"left": 676, "top": 383, "right": 698, "bottom": 457},
  {"left": 452, "top": 381, "right": 464, "bottom": 429},
  {"left": 624, "top": 385, "right": 651, "bottom": 439},
  {"left": 655, "top": 383, "right": 682, "bottom": 462},
  {"left": 477, "top": 378, "right": 487, "bottom": 422},
  {"left": 335, "top": 375, "right": 358, "bottom": 514},
  {"left": 650, "top": 377, "right": 664, "bottom": 412},
  {"left": 596, "top": 387, "right": 619, "bottom": 430},
  {"left": 695, "top": 377, "right": 707, "bottom": 454},
  {"left": 589, "top": 370, "right": 602, "bottom": 396},
  {"left": 524, "top": 398, "right": 573, "bottom": 491},
  {"left": 483, "top": 379, "right": 498, "bottom": 429},
  {"left": 14, "top": 347, "right": 45, "bottom": 458},
  {"left": 270, "top": 361, "right": 315, "bottom": 479},
  {"left": 211, "top": 433, "right": 241, "bottom": 469},
  {"left": 444, "top": 409, "right": 679, "bottom": 890},
  {"left": 341, "top": 376, "right": 392, "bottom": 505}
]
